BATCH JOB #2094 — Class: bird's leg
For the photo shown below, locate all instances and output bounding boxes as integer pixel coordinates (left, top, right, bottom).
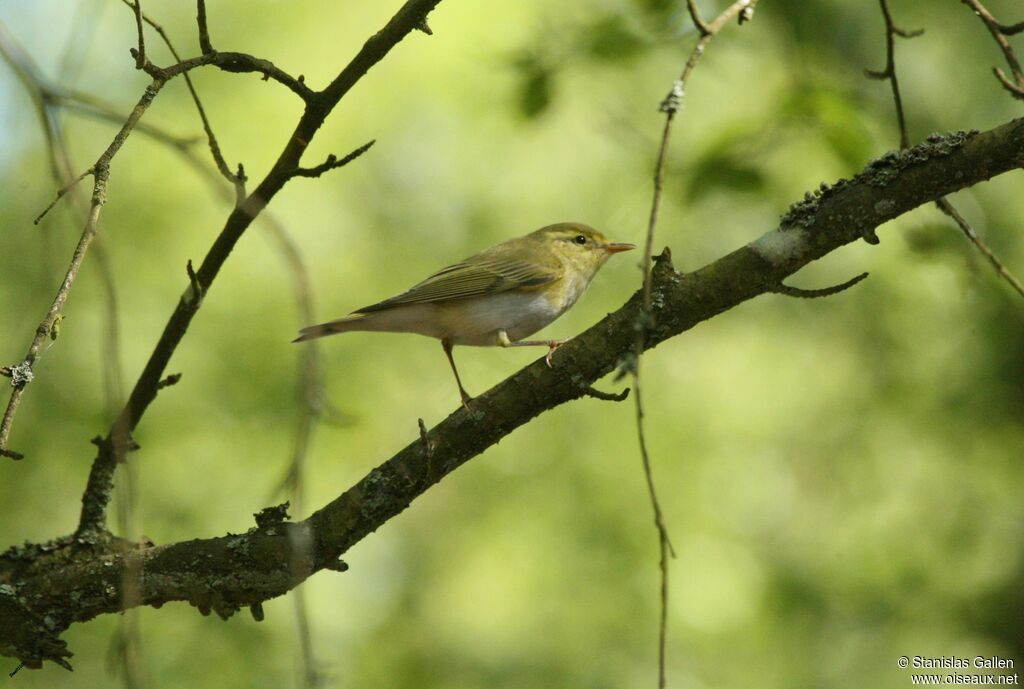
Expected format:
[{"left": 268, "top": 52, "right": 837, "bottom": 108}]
[
  {"left": 497, "top": 330, "right": 566, "bottom": 367},
  {"left": 442, "top": 339, "right": 473, "bottom": 408}
]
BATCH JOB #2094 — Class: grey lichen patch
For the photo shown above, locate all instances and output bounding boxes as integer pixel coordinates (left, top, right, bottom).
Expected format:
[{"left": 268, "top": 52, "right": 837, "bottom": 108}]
[
  {"left": 748, "top": 227, "right": 810, "bottom": 267},
  {"left": 873, "top": 198, "right": 896, "bottom": 216},
  {"left": 225, "top": 536, "right": 251, "bottom": 558},
  {"left": 8, "top": 361, "right": 34, "bottom": 388},
  {"left": 856, "top": 130, "right": 979, "bottom": 188}
]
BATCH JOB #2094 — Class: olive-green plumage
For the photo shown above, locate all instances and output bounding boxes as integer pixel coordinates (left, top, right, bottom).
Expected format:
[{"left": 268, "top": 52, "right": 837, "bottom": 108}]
[{"left": 295, "top": 222, "right": 633, "bottom": 404}]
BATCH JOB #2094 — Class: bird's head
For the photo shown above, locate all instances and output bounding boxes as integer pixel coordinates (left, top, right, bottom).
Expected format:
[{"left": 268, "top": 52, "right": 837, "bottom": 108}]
[{"left": 531, "top": 222, "right": 635, "bottom": 279}]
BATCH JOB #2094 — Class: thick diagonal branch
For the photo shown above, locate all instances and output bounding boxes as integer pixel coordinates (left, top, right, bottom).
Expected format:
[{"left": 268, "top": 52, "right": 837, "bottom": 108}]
[{"left": 4, "top": 118, "right": 1022, "bottom": 668}]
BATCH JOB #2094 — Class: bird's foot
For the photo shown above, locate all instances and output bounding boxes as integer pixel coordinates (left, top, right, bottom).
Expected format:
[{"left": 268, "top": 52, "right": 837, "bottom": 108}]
[{"left": 545, "top": 340, "right": 567, "bottom": 367}]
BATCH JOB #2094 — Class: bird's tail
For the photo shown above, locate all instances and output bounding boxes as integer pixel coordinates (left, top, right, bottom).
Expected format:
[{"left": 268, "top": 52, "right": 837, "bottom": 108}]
[{"left": 293, "top": 314, "right": 368, "bottom": 342}]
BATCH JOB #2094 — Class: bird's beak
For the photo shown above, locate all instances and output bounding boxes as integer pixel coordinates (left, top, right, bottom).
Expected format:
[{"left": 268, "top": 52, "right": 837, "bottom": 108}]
[{"left": 603, "top": 242, "right": 635, "bottom": 254}]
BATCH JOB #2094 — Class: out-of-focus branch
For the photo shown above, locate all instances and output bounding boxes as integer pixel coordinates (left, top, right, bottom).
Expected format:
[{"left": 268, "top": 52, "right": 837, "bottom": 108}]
[
  {"left": 864, "top": 0, "right": 923, "bottom": 149},
  {"left": 2, "top": 15, "right": 141, "bottom": 681},
  {"left": 118, "top": 0, "right": 246, "bottom": 197},
  {"left": 196, "top": 0, "right": 214, "bottom": 55},
  {"left": 0, "top": 26, "right": 164, "bottom": 458},
  {"left": 867, "top": 0, "right": 1024, "bottom": 299},
  {"left": 935, "top": 198, "right": 1024, "bottom": 296},
  {"left": 960, "top": 0, "right": 1024, "bottom": 98},
  {"left": 633, "top": 2, "right": 761, "bottom": 685},
  {"left": 3, "top": 119, "right": 1023, "bottom": 669}
]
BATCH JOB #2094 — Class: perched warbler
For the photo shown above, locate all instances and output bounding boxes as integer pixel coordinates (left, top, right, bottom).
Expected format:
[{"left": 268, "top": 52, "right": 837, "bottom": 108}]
[{"left": 294, "top": 222, "right": 634, "bottom": 405}]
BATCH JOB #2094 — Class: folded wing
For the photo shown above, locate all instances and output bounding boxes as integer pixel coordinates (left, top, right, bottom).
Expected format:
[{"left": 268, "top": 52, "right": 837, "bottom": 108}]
[{"left": 355, "top": 255, "right": 561, "bottom": 313}]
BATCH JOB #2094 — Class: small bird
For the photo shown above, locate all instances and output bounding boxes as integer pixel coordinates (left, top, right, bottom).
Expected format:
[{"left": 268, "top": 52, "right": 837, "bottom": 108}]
[{"left": 294, "top": 222, "right": 634, "bottom": 405}]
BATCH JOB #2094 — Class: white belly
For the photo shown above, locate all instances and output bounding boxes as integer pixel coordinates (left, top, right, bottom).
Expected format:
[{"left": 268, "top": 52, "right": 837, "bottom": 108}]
[
  {"left": 351, "top": 288, "right": 583, "bottom": 346},
  {"left": 435, "top": 290, "right": 565, "bottom": 345},
  {"left": 348, "top": 273, "right": 593, "bottom": 346}
]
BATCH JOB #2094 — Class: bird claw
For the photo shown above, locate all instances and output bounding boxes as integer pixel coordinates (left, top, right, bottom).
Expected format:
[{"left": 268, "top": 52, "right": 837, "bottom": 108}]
[{"left": 545, "top": 341, "right": 565, "bottom": 367}]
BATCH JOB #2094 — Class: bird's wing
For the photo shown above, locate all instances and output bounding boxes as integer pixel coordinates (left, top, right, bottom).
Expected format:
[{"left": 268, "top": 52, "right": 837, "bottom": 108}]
[{"left": 355, "top": 254, "right": 561, "bottom": 313}]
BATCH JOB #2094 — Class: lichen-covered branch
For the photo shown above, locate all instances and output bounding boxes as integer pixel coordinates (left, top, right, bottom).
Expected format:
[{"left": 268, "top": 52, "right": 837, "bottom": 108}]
[{"left": 4, "top": 117, "right": 1022, "bottom": 669}]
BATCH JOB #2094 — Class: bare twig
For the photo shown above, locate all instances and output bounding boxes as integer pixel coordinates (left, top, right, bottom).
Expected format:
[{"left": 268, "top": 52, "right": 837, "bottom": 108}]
[
  {"left": 157, "top": 373, "right": 182, "bottom": 389},
  {"left": 582, "top": 386, "right": 630, "bottom": 402},
  {"left": 632, "top": 2, "right": 761, "bottom": 685},
  {"left": 771, "top": 272, "right": 869, "bottom": 299},
  {"left": 33, "top": 168, "right": 93, "bottom": 224},
  {"left": 997, "top": 20, "right": 1024, "bottom": 36},
  {"left": 868, "top": 0, "right": 1024, "bottom": 299},
  {"left": 130, "top": 1, "right": 146, "bottom": 69},
  {"left": 155, "top": 50, "right": 314, "bottom": 100},
  {"left": 936, "top": 198, "right": 1024, "bottom": 298},
  {"left": 118, "top": 0, "right": 246, "bottom": 197},
  {"left": 864, "top": 0, "right": 922, "bottom": 149},
  {"left": 196, "top": 0, "right": 214, "bottom": 55},
  {"left": 960, "top": 0, "right": 1024, "bottom": 97},
  {"left": 292, "top": 140, "right": 377, "bottom": 178},
  {"left": 686, "top": 0, "right": 712, "bottom": 36}
]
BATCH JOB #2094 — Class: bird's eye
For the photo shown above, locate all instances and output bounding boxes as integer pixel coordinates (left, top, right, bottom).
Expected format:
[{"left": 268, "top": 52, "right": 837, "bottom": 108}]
[{"left": 573, "top": 235, "right": 587, "bottom": 245}]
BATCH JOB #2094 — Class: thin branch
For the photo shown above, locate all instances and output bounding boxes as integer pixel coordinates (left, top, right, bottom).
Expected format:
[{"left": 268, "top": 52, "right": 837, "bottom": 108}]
[
  {"left": 634, "top": 2, "right": 760, "bottom": 685},
  {"left": 997, "top": 20, "right": 1024, "bottom": 36},
  {"left": 61, "top": 91, "right": 199, "bottom": 147},
  {"left": 582, "top": 386, "right": 630, "bottom": 402},
  {"left": 5, "top": 118, "right": 1024, "bottom": 669},
  {"left": 196, "top": 0, "right": 214, "bottom": 55},
  {"left": 960, "top": 0, "right": 1024, "bottom": 97},
  {"left": 936, "top": 198, "right": 1024, "bottom": 298},
  {"left": 152, "top": 49, "right": 314, "bottom": 100},
  {"left": 32, "top": 167, "right": 93, "bottom": 224},
  {"left": 686, "top": 0, "right": 712, "bottom": 36},
  {"left": 864, "top": 0, "right": 922, "bottom": 149},
  {"left": 867, "top": 1, "right": 1024, "bottom": 298},
  {"left": 291, "top": 140, "right": 377, "bottom": 178},
  {"left": 771, "top": 272, "right": 869, "bottom": 299},
  {"left": 118, "top": 0, "right": 245, "bottom": 196},
  {"left": 130, "top": 0, "right": 145, "bottom": 70},
  {"left": 993, "top": 66, "right": 1024, "bottom": 97}
]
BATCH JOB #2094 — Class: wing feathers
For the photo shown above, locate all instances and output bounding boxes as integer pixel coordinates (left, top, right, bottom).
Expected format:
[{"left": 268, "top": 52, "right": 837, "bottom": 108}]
[{"left": 356, "top": 254, "right": 561, "bottom": 313}]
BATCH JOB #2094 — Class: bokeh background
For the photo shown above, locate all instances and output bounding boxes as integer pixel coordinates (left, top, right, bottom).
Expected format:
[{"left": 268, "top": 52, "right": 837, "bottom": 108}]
[{"left": 1, "top": 1, "right": 1023, "bottom": 687}]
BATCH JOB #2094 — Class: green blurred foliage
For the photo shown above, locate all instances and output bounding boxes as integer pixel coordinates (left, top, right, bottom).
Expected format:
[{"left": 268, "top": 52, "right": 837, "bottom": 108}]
[{"left": 1, "top": 1, "right": 1023, "bottom": 687}]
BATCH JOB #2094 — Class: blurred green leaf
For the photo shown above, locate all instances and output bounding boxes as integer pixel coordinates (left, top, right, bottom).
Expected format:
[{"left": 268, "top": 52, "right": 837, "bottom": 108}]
[
  {"left": 779, "top": 84, "right": 875, "bottom": 168},
  {"left": 581, "top": 15, "right": 645, "bottom": 62},
  {"left": 513, "top": 54, "right": 555, "bottom": 119},
  {"left": 903, "top": 223, "right": 965, "bottom": 256},
  {"left": 686, "top": 152, "right": 766, "bottom": 201}
]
